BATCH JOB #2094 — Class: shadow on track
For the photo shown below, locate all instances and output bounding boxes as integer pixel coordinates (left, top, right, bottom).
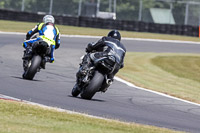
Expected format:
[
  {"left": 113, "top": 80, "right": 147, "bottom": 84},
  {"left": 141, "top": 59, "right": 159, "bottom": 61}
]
[
  {"left": 68, "top": 95, "right": 106, "bottom": 102},
  {"left": 11, "top": 76, "right": 44, "bottom": 82}
]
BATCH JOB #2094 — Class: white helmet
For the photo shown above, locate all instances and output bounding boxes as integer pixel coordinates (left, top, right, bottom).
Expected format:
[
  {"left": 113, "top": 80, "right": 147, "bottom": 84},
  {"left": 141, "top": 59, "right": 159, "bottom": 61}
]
[{"left": 43, "top": 15, "right": 55, "bottom": 24}]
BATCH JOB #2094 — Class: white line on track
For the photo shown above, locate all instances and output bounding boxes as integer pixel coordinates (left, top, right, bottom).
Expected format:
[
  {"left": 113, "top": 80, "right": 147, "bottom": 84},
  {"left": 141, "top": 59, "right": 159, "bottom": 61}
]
[
  {"left": 1, "top": 31, "right": 200, "bottom": 107},
  {"left": 114, "top": 77, "right": 200, "bottom": 107}
]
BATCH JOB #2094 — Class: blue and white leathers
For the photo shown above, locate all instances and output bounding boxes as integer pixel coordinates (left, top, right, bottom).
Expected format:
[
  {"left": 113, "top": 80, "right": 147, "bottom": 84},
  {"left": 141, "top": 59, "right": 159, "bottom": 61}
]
[{"left": 23, "top": 22, "right": 60, "bottom": 62}]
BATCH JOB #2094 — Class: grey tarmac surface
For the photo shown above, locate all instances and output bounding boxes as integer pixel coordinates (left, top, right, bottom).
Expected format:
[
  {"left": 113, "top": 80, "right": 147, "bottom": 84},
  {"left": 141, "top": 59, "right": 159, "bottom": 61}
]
[{"left": 0, "top": 33, "right": 200, "bottom": 133}]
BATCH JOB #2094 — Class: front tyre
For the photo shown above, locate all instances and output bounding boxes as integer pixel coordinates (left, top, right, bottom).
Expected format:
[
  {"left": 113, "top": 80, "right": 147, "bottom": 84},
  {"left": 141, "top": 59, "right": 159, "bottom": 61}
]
[
  {"left": 72, "top": 84, "right": 81, "bottom": 97},
  {"left": 80, "top": 71, "right": 104, "bottom": 100},
  {"left": 23, "top": 55, "right": 42, "bottom": 80}
]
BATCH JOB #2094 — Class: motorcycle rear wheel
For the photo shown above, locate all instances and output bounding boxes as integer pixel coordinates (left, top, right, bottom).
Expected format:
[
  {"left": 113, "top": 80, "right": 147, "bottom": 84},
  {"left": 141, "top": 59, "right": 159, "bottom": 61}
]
[
  {"left": 80, "top": 71, "right": 104, "bottom": 100},
  {"left": 23, "top": 55, "right": 42, "bottom": 80}
]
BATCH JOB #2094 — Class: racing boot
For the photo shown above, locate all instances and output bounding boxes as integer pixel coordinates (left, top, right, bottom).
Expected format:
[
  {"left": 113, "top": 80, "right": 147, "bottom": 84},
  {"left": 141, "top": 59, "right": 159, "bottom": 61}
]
[{"left": 40, "top": 58, "right": 47, "bottom": 69}]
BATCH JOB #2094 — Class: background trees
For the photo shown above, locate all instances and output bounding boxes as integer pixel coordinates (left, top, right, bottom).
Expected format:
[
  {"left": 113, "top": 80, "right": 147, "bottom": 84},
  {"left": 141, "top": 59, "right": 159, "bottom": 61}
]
[{"left": 0, "top": 0, "right": 199, "bottom": 26}]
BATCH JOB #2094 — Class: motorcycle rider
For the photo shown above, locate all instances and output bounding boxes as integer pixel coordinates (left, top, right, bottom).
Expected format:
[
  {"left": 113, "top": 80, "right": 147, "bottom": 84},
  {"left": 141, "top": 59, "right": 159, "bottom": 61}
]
[
  {"left": 76, "top": 30, "right": 126, "bottom": 92},
  {"left": 22, "top": 15, "right": 60, "bottom": 65}
]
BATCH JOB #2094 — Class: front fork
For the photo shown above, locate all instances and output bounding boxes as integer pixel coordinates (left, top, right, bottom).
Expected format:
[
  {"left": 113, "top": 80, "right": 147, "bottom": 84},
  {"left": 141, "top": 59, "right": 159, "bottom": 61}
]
[{"left": 22, "top": 50, "right": 31, "bottom": 71}]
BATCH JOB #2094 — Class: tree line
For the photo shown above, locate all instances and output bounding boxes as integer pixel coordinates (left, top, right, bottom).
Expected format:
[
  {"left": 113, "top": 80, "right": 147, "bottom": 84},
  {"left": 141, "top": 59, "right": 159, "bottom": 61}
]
[{"left": 0, "top": 0, "right": 199, "bottom": 26}]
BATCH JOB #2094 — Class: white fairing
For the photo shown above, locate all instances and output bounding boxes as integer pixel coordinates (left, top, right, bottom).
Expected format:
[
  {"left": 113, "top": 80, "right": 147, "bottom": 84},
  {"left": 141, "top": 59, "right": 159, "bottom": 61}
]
[{"left": 44, "top": 25, "right": 55, "bottom": 40}]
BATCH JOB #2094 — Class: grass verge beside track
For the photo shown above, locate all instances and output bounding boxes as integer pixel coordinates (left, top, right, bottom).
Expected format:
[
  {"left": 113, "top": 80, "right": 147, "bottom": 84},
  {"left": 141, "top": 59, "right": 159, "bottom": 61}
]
[
  {"left": 118, "top": 52, "right": 200, "bottom": 104},
  {"left": 0, "top": 20, "right": 199, "bottom": 42},
  {"left": 0, "top": 100, "right": 183, "bottom": 133}
]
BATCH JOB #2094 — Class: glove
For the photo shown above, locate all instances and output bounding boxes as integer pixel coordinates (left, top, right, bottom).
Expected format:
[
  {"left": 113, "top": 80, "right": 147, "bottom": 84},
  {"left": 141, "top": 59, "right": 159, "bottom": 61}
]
[
  {"left": 120, "top": 63, "right": 124, "bottom": 69},
  {"left": 55, "top": 43, "right": 60, "bottom": 49},
  {"left": 85, "top": 43, "right": 93, "bottom": 53},
  {"left": 26, "top": 34, "right": 31, "bottom": 40}
]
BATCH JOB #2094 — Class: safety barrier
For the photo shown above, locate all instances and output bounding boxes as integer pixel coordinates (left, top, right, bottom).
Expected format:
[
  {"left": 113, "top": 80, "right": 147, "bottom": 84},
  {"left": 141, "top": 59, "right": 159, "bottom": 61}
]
[{"left": 0, "top": 9, "right": 198, "bottom": 37}]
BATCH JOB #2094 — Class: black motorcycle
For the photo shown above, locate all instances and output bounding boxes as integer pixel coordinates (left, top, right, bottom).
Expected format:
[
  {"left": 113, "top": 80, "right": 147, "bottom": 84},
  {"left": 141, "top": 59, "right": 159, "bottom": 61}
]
[
  {"left": 72, "top": 52, "right": 120, "bottom": 100},
  {"left": 22, "top": 40, "right": 51, "bottom": 80}
]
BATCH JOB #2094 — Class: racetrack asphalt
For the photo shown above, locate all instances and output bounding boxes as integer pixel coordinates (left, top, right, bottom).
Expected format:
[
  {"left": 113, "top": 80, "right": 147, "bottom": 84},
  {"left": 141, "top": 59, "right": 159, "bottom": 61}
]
[{"left": 0, "top": 32, "right": 200, "bottom": 133}]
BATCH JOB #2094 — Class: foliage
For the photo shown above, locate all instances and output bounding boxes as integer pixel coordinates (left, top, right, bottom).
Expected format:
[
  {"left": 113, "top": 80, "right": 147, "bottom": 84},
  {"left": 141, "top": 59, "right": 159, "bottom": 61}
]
[
  {"left": 53, "top": 0, "right": 79, "bottom": 16},
  {"left": 0, "top": 0, "right": 22, "bottom": 10},
  {"left": 0, "top": 0, "right": 199, "bottom": 25},
  {"left": 116, "top": 0, "right": 138, "bottom": 21}
]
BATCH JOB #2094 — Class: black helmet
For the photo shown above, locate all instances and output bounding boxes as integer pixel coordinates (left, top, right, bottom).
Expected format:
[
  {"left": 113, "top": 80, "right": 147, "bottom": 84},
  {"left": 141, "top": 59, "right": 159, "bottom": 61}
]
[{"left": 107, "top": 30, "right": 121, "bottom": 41}]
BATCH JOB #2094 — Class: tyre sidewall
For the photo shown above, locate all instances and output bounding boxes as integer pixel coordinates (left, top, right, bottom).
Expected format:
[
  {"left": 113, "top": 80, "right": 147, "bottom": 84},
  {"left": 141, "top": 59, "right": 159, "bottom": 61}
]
[
  {"left": 23, "top": 55, "right": 42, "bottom": 80},
  {"left": 81, "top": 71, "right": 104, "bottom": 100}
]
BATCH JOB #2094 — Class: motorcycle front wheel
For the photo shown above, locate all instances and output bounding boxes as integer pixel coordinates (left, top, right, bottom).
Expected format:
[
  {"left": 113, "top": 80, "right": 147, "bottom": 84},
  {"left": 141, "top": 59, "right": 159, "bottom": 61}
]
[
  {"left": 23, "top": 55, "right": 42, "bottom": 80},
  {"left": 72, "top": 84, "right": 81, "bottom": 97},
  {"left": 80, "top": 71, "right": 104, "bottom": 100}
]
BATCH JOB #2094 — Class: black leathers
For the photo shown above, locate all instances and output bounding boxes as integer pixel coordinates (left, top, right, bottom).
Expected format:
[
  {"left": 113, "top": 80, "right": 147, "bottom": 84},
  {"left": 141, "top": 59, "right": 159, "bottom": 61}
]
[{"left": 86, "top": 36, "right": 126, "bottom": 69}]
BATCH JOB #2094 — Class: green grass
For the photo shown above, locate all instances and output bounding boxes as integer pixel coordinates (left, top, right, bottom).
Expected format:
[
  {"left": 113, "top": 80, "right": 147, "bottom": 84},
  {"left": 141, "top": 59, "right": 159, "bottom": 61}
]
[
  {"left": 0, "top": 100, "right": 183, "bottom": 133},
  {"left": 117, "top": 52, "right": 200, "bottom": 103},
  {"left": 0, "top": 20, "right": 199, "bottom": 42},
  {"left": 152, "top": 56, "right": 200, "bottom": 83}
]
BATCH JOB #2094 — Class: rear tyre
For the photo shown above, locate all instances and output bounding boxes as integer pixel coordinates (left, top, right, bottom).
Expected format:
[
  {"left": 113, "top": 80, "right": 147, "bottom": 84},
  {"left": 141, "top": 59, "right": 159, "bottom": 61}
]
[
  {"left": 80, "top": 71, "right": 104, "bottom": 100},
  {"left": 23, "top": 55, "right": 42, "bottom": 80}
]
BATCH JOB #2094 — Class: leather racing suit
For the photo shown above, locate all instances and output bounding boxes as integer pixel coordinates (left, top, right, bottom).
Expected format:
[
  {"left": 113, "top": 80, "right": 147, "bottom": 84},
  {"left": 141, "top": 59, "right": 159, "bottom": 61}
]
[
  {"left": 86, "top": 36, "right": 126, "bottom": 77},
  {"left": 22, "top": 22, "right": 60, "bottom": 62}
]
